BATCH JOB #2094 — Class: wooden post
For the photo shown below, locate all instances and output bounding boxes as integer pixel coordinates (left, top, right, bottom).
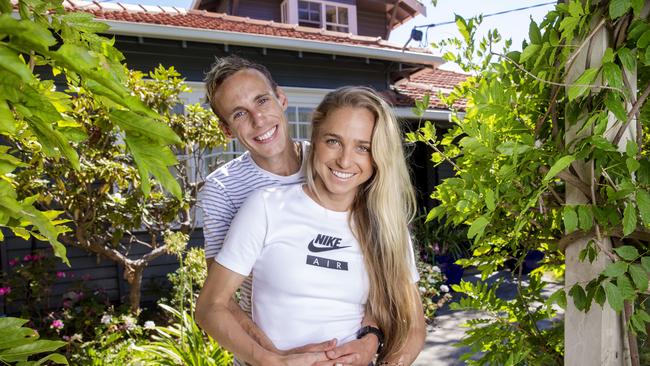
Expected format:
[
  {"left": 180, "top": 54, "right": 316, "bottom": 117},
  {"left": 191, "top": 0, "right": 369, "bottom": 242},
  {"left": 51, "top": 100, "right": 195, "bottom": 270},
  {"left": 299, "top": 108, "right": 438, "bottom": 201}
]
[{"left": 563, "top": 5, "right": 636, "bottom": 366}]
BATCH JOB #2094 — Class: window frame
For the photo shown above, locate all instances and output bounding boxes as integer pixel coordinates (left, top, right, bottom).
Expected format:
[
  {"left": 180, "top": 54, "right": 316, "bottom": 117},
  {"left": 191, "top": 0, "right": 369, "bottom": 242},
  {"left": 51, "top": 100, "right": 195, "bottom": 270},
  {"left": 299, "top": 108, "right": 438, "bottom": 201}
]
[{"left": 281, "top": 0, "right": 357, "bottom": 34}]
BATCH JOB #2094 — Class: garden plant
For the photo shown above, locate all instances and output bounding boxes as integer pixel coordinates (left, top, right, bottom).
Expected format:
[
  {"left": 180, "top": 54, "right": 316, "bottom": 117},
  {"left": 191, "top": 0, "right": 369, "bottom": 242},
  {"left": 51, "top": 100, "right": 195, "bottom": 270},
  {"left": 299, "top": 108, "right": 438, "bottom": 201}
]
[{"left": 409, "top": 0, "right": 650, "bottom": 364}]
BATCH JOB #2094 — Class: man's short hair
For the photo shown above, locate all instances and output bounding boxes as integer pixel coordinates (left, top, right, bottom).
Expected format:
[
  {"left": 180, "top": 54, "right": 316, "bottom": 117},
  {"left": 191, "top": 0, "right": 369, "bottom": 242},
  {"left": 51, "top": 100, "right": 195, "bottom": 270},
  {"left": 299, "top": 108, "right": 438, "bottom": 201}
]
[{"left": 204, "top": 55, "right": 278, "bottom": 120}]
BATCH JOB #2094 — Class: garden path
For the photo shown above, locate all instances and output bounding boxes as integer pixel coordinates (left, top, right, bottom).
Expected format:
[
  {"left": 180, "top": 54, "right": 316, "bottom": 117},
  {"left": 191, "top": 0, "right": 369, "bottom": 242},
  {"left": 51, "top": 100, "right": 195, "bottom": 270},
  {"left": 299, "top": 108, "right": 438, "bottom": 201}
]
[{"left": 414, "top": 271, "right": 564, "bottom": 365}]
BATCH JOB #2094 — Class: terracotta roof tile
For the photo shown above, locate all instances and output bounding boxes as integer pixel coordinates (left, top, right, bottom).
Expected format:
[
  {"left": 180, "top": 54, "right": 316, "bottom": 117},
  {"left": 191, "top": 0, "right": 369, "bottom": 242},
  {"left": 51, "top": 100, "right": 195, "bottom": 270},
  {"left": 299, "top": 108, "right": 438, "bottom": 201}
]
[
  {"left": 391, "top": 68, "right": 469, "bottom": 110},
  {"left": 55, "top": 0, "right": 429, "bottom": 53}
]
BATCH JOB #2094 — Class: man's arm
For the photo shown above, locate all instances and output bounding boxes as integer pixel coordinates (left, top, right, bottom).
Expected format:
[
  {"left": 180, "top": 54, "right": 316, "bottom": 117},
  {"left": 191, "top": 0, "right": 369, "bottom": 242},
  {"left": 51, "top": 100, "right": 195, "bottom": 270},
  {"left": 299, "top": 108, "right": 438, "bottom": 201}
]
[
  {"left": 196, "top": 262, "right": 331, "bottom": 366},
  {"left": 205, "top": 257, "right": 337, "bottom": 356}
]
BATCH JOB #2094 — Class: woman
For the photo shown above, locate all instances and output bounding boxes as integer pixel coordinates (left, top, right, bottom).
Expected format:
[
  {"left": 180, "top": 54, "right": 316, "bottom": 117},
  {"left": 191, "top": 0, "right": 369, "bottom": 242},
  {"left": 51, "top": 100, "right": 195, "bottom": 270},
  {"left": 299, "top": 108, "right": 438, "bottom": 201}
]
[{"left": 196, "top": 86, "right": 425, "bottom": 365}]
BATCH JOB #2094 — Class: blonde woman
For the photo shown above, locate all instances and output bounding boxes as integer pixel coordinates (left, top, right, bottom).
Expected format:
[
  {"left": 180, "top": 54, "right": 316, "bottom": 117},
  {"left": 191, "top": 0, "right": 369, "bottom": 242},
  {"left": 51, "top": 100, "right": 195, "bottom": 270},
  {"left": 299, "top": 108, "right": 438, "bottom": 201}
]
[{"left": 196, "top": 86, "right": 425, "bottom": 366}]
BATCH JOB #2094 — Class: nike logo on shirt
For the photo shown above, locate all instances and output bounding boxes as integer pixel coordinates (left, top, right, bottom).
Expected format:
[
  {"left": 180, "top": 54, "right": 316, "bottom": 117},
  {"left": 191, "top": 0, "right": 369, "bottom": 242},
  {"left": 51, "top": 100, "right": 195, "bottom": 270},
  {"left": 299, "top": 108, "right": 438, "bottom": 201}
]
[{"left": 307, "top": 234, "right": 350, "bottom": 252}]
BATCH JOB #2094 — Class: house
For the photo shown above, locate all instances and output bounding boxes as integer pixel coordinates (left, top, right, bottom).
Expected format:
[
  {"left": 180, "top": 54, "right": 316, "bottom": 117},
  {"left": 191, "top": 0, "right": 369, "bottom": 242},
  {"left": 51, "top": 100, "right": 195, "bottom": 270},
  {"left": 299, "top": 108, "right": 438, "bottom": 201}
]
[{"left": 1, "top": 0, "right": 467, "bottom": 311}]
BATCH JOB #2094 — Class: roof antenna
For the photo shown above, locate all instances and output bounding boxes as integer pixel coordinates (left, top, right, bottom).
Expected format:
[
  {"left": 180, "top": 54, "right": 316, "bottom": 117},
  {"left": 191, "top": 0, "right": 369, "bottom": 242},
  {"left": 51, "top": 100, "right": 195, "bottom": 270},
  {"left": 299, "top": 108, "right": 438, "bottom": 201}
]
[{"left": 402, "top": 28, "right": 422, "bottom": 51}]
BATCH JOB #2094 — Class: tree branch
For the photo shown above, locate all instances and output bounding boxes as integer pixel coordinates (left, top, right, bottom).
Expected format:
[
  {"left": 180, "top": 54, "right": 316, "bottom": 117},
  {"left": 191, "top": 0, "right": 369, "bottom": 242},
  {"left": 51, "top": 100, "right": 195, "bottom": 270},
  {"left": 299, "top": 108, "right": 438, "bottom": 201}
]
[
  {"left": 538, "top": 166, "right": 591, "bottom": 198},
  {"left": 612, "top": 80, "right": 650, "bottom": 146}
]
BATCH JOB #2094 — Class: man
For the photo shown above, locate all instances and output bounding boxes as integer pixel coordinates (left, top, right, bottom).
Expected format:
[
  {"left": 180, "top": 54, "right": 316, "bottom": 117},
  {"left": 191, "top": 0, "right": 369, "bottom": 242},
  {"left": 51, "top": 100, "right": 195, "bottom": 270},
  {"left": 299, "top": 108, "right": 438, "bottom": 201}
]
[{"left": 199, "top": 55, "right": 381, "bottom": 365}]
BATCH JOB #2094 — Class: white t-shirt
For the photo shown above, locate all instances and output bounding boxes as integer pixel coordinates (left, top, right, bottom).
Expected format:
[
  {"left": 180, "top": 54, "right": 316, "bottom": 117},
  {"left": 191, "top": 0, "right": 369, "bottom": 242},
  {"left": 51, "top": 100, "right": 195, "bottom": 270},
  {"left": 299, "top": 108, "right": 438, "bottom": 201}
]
[{"left": 216, "top": 184, "right": 418, "bottom": 350}]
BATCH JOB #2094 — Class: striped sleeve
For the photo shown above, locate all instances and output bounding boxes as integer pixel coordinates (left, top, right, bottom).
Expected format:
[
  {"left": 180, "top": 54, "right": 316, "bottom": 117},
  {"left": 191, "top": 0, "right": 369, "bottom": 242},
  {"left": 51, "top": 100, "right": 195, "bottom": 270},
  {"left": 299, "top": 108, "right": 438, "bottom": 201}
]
[{"left": 201, "top": 178, "right": 236, "bottom": 259}]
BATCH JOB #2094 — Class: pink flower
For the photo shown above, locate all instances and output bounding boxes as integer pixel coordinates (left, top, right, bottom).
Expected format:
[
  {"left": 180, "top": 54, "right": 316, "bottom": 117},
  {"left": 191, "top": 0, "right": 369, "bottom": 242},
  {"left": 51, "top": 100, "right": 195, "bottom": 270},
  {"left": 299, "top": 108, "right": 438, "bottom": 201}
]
[
  {"left": 0, "top": 287, "right": 11, "bottom": 296},
  {"left": 56, "top": 271, "right": 66, "bottom": 279},
  {"left": 81, "top": 274, "right": 91, "bottom": 281},
  {"left": 50, "top": 319, "right": 64, "bottom": 330},
  {"left": 31, "top": 254, "right": 41, "bottom": 261},
  {"left": 23, "top": 254, "right": 32, "bottom": 262},
  {"left": 8, "top": 258, "right": 18, "bottom": 267}
]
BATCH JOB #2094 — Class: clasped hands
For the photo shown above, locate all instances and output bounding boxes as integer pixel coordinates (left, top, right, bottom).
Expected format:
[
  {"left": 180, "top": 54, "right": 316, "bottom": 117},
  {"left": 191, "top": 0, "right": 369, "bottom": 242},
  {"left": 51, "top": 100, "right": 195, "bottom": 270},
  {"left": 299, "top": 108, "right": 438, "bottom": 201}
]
[{"left": 266, "top": 335, "right": 378, "bottom": 366}]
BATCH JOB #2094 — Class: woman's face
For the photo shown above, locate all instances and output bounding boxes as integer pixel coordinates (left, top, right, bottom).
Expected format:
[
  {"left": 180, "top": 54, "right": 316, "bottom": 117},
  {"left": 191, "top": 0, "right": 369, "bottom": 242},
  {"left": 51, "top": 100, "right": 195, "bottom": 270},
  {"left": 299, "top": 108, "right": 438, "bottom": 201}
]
[{"left": 312, "top": 106, "right": 375, "bottom": 211}]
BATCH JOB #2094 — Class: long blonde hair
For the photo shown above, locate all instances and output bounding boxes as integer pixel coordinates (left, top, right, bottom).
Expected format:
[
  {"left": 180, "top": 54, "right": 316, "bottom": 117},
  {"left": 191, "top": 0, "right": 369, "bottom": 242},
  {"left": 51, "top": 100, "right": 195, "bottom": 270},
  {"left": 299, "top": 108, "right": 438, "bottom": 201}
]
[{"left": 305, "top": 86, "right": 418, "bottom": 359}]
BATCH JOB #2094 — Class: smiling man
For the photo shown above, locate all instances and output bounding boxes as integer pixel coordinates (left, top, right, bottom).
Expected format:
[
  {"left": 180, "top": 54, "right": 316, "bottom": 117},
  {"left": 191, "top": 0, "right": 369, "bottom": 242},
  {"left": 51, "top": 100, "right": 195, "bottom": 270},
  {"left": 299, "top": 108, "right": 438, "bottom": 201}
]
[{"left": 199, "top": 56, "right": 381, "bottom": 366}]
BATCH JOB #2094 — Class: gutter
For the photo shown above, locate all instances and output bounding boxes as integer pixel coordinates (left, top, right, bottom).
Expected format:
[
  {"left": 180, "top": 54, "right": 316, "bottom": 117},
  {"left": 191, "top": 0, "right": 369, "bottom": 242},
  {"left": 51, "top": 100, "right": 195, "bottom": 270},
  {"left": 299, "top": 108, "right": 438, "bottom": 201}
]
[
  {"left": 102, "top": 19, "right": 443, "bottom": 66},
  {"left": 393, "top": 107, "right": 456, "bottom": 122}
]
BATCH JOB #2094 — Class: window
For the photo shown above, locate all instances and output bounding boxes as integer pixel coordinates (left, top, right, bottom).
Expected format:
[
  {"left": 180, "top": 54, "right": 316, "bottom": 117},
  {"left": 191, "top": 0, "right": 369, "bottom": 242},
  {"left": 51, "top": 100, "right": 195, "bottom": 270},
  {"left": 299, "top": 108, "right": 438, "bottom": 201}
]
[
  {"left": 282, "top": 0, "right": 357, "bottom": 34},
  {"left": 298, "top": 1, "right": 321, "bottom": 28},
  {"left": 324, "top": 4, "right": 348, "bottom": 33},
  {"left": 286, "top": 106, "right": 313, "bottom": 140}
]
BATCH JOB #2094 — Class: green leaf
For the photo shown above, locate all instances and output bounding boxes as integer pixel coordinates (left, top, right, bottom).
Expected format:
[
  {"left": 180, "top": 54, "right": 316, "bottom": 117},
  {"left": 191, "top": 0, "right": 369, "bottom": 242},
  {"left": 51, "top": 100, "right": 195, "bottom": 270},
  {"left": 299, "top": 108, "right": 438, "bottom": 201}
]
[
  {"left": 529, "top": 20, "right": 542, "bottom": 44},
  {"left": 604, "top": 281, "right": 624, "bottom": 312},
  {"left": 546, "top": 288, "right": 567, "bottom": 309},
  {"left": 636, "top": 190, "right": 650, "bottom": 226},
  {"left": 577, "top": 205, "right": 593, "bottom": 231},
  {"left": 569, "top": 284, "right": 587, "bottom": 310},
  {"left": 638, "top": 159, "right": 650, "bottom": 184},
  {"left": 602, "top": 48, "right": 615, "bottom": 64},
  {"left": 623, "top": 203, "right": 637, "bottom": 236},
  {"left": 628, "top": 264, "right": 648, "bottom": 292},
  {"left": 543, "top": 155, "right": 575, "bottom": 182},
  {"left": 455, "top": 15, "right": 471, "bottom": 44},
  {"left": 594, "top": 285, "right": 606, "bottom": 306},
  {"left": 638, "top": 29, "right": 650, "bottom": 49},
  {"left": 618, "top": 48, "right": 636, "bottom": 72},
  {"left": 568, "top": 68, "right": 599, "bottom": 101},
  {"left": 602, "top": 63, "right": 623, "bottom": 89},
  {"left": 0, "top": 99, "right": 15, "bottom": 133},
  {"left": 520, "top": 44, "right": 541, "bottom": 63},
  {"left": 631, "top": 0, "right": 644, "bottom": 15},
  {"left": 467, "top": 216, "right": 489, "bottom": 241},
  {"left": 627, "top": 157, "right": 640, "bottom": 173},
  {"left": 496, "top": 141, "right": 531, "bottom": 156},
  {"left": 563, "top": 206, "right": 579, "bottom": 233},
  {"left": 603, "top": 261, "right": 628, "bottom": 277},
  {"left": 0, "top": 340, "right": 65, "bottom": 362},
  {"left": 614, "top": 245, "right": 639, "bottom": 261},
  {"left": 0, "top": 0, "right": 10, "bottom": 13},
  {"left": 484, "top": 189, "right": 495, "bottom": 212},
  {"left": 604, "top": 92, "right": 628, "bottom": 122},
  {"left": 617, "top": 275, "right": 636, "bottom": 299},
  {"left": 642, "top": 257, "right": 650, "bottom": 272},
  {"left": 111, "top": 110, "right": 181, "bottom": 146},
  {"left": 609, "top": 0, "right": 632, "bottom": 19},
  {"left": 0, "top": 45, "right": 34, "bottom": 83},
  {"left": 30, "top": 353, "right": 68, "bottom": 365},
  {"left": 626, "top": 140, "right": 638, "bottom": 157},
  {"left": 0, "top": 318, "right": 29, "bottom": 329}
]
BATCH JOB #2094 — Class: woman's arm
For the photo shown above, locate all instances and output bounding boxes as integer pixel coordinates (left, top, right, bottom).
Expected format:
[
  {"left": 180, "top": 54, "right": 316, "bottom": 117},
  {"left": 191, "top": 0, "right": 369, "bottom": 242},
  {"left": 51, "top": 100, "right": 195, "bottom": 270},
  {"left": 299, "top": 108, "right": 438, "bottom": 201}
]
[{"left": 196, "top": 262, "right": 330, "bottom": 366}]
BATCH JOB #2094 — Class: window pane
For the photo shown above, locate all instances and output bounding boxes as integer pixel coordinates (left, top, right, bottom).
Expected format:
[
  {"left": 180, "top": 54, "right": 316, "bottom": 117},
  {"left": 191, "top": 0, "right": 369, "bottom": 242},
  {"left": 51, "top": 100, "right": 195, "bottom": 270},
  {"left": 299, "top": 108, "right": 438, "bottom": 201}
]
[
  {"left": 298, "top": 1, "right": 308, "bottom": 10},
  {"left": 298, "top": 123, "right": 311, "bottom": 139},
  {"left": 338, "top": 7, "right": 348, "bottom": 25},
  {"left": 285, "top": 107, "right": 297, "bottom": 122},
  {"left": 309, "top": 2, "right": 319, "bottom": 12},
  {"left": 298, "top": 107, "right": 312, "bottom": 122},
  {"left": 326, "top": 5, "right": 335, "bottom": 23}
]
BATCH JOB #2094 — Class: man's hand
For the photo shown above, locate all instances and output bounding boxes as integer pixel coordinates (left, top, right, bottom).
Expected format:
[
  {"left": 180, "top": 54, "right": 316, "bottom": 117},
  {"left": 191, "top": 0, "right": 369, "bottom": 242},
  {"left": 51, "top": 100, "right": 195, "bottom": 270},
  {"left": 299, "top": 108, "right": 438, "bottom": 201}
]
[
  {"left": 313, "top": 335, "right": 378, "bottom": 366},
  {"left": 267, "top": 351, "right": 330, "bottom": 366},
  {"left": 281, "top": 339, "right": 338, "bottom": 356}
]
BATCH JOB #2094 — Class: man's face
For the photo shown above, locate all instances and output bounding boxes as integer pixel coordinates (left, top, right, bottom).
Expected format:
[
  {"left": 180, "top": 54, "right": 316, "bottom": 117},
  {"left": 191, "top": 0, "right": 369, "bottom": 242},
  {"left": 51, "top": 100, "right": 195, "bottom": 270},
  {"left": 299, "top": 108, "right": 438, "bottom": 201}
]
[{"left": 213, "top": 69, "right": 291, "bottom": 165}]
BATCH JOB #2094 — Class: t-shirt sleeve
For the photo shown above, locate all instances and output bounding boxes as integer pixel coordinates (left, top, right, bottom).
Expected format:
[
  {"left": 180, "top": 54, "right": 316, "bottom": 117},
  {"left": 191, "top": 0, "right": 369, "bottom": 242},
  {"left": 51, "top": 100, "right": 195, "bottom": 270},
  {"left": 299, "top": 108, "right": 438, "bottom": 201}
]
[
  {"left": 200, "top": 179, "right": 236, "bottom": 260},
  {"left": 215, "top": 190, "right": 268, "bottom": 276}
]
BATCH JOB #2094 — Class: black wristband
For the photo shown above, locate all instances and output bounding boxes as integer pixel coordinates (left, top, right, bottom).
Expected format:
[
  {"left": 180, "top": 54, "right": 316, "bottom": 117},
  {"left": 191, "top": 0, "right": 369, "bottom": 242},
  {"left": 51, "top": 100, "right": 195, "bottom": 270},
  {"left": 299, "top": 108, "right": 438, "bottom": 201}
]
[{"left": 356, "top": 325, "right": 385, "bottom": 355}]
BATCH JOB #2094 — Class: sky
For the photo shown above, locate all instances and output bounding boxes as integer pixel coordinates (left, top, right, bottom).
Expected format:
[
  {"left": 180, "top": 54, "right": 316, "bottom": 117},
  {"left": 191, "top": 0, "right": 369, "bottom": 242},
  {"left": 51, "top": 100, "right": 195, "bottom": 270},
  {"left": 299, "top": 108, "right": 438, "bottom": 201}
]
[{"left": 118, "top": 0, "right": 556, "bottom": 70}]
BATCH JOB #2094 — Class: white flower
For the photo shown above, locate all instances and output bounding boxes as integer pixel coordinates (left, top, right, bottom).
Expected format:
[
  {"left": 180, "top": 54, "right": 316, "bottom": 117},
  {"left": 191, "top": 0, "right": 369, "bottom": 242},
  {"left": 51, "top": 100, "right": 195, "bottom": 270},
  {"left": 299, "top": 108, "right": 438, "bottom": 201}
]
[
  {"left": 431, "top": 266, "right": 441, "bottom": 273},
  {"left": 100, "top": 314, "right": 112, "bottom": 325},
  {"left": 418, "top": 286, "right": 427, "bottom": 294},
  {"left": 123, "top": 316, "right": 136, "bottom": 331},
  {"left": 143, "top": 320, "right": 156, "bottom": 329},
  {"left": 440, "top": 284, "right": 450, "bottom": 293}
]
